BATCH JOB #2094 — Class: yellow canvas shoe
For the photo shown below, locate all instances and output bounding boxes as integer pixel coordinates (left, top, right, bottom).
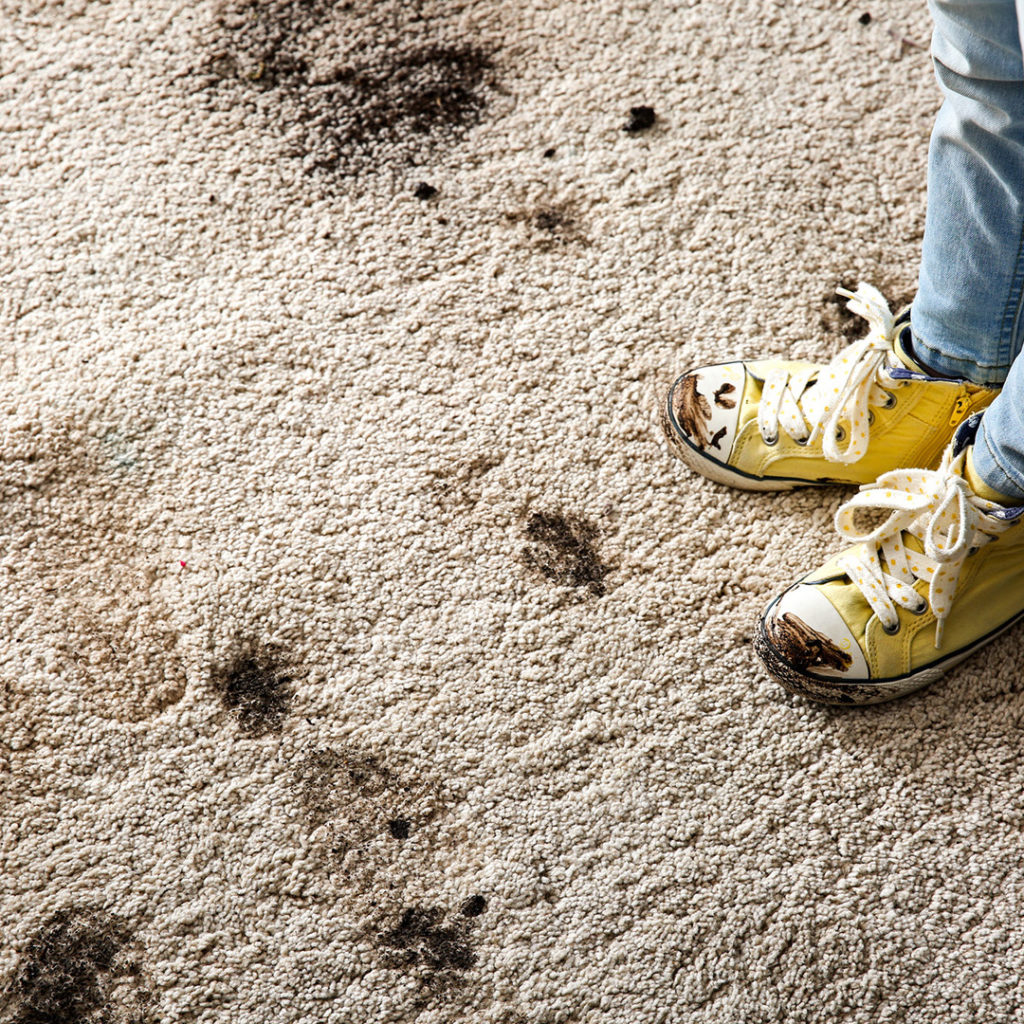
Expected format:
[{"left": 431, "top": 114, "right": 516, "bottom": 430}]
[
  {"left": 754, "top": 416, "right": 1024, "bottom": 704},
  {"left": 662, "top": 284, "right": 999, "bottom": 490}
]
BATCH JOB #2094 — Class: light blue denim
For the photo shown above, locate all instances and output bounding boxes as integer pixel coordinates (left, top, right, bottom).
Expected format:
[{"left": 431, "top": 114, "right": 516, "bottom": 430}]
[{"left": 910, "top": 0, "right": 1024, "bottom": 498}]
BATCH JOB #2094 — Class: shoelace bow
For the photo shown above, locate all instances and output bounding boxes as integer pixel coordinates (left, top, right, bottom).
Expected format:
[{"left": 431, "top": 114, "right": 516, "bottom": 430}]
[
  {"left": 834, "top": 453, "right": 1011, "bottom": 647},
  {"left": 757, "top": 283, "right": 902, "bottom": 464}
]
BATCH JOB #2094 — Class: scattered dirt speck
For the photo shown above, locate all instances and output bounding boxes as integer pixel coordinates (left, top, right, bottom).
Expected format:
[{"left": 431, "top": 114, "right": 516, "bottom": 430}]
[
  {"left": 859, "top": 12, "right": 872, "bottom": 25},
  {"left": 542, "top": 147, "right": 555, "bottom": 158},
  {"left": 460, "top": 895, "right": 487, "bottom": 917},
  {"left": 623, "top": 105, "right": 655, "bottom": 132},
  {"left": 414, "top": 182, "right": 438, "bottom": 200},
  {"left": 388, "top": 818, "right": 412, "bottom": 839}
]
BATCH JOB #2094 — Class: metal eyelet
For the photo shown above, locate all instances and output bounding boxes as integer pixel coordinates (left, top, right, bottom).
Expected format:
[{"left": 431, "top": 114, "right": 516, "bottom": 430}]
[
  {"left": 762, "top": 433, "right": 778, "bottom": 446},
  {"left": 834, "top": 426, "right": 846, "bottom": 443},
  {"left": 867, "top": 410, "right": 875, "bottom": 426},
  {"left": 881, "top": 619, "right": 901, "bottom": 635},
  {"left": 881, "top": 390, "right": 897, "bottom": 409},
  {"left": 909, "top": 601, "right": 928, "bottom": 616},
  {"left": 795, "top": 437, "right": 809, "bottom": 446}
]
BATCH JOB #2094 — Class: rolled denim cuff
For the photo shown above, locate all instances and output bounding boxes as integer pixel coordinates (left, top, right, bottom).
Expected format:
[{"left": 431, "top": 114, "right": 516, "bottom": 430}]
[{"left": 910, "top": 327, "right": 1010, "bottom": 388}]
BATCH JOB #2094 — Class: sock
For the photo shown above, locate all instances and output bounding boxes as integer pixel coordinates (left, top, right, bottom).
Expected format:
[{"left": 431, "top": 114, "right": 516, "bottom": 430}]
[
  {"left": 964, "top": 446, "right": 1020, "bottom": 507},
  {"left": 892, "top": 325, "right": 959, "bottom": 380}
]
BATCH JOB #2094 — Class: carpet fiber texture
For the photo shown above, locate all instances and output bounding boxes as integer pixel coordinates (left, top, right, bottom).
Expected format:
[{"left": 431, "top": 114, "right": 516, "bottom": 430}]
[{"left": 4, "top": 1, "right": 1024, "bottom": 1022}]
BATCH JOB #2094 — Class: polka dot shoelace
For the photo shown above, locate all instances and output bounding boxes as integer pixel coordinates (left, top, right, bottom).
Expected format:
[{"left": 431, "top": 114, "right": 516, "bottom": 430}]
[
  {"left": 757, "top": 283, "right": 903, "bottom": 464},
  {"left": 834, "top": 448, "right": 1012, "bottom": 648}
]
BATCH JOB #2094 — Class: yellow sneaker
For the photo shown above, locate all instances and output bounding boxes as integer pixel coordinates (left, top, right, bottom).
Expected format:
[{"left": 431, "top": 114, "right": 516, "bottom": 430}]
[
  {"left": 662, "top": 284, "right": 998, "bottom": 490},
  {"left": 755, "top": 417, "right": 1024, "bottom": 704}
]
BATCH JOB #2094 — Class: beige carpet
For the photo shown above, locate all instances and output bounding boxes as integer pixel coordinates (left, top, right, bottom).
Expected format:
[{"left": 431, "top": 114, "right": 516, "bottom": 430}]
[{"left": 4, "top": 0, "right": 1024, "bottom": 1021}]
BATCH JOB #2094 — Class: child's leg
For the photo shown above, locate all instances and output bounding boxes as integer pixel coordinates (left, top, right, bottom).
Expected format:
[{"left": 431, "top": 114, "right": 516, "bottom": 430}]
[
  {"left": 754, "top": 0, "right": 1024, "bottom": 704},
  {"left": 911, "top": 0, "right": 1024, "bottom": 386},
  {"left": 973, "top": 363, "right": 1024, "bottom": 498}
]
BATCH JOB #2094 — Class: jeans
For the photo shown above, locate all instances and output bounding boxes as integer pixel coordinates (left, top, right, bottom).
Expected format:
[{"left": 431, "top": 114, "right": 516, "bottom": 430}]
[{"left": 910, "top": 0, "right": 1024, "bottom": 498}]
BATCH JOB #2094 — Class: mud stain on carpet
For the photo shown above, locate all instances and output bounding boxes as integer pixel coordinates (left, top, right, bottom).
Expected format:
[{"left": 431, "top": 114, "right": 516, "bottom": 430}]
[
  {"left": 293, "top": 745, "right": 451, "bottom": 852},
  {"left": 504, "top": 202, "right": 587, "bottom": 248},
  {"left": 377, "top": 905, "right": 478, "bottom": 982},
  {"left": 0, "top": 908, "right": 156, "bottom": 1024},
  {"left": 521, "top": 511, "right": 612, "bottom": 596},
  {"left": 195, "top": 0, "right": 502, "bottom": 180},
  {"left": 212, "top": 643, "right": 293, "bottom": 735},
  {"left": 1, "top": 416, "right": 187, "bottom": 723},
  {"left": 430, "top": 454, "right": 503, "bottom": 511}
]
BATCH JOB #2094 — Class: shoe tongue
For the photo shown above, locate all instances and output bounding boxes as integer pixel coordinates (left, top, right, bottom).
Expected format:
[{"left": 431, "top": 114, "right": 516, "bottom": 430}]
[{"left": 900, "top": 531, "right": 926, "bottom": 556}]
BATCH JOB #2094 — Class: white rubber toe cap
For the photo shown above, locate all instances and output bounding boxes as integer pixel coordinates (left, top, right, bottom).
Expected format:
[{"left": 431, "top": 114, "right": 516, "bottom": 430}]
[
  {"left": 767, "top": 584, "right": 869, "bottom": 680},
  {"left": 665, "top": 363, "right": 745, "bottom": 460}
]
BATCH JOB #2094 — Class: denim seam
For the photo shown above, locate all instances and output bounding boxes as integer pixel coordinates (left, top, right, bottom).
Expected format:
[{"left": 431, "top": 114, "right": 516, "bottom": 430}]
[
  {"left": 1004, "top": 211, "right": 1024, "bottom": 365},
  {"left": 980, "top": 419, "right": 1024, "bottom": 496},
  {"left": 908, "top": 332, "right": 1008, "bottom": 387}
]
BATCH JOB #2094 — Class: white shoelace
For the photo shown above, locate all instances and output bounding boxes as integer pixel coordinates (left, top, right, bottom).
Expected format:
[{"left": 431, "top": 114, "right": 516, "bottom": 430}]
[
  {"left": 834, "top": 449, "right": 1012, "bottom": 648},
  {"left": 757, "top": 283, "right": 904, "bottom": 464}
]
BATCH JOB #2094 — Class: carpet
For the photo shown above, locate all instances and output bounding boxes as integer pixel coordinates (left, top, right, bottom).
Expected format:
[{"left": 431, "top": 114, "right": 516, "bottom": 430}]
[{"left": 4, "top": 1, "right": 1024, "bottom": 1021}]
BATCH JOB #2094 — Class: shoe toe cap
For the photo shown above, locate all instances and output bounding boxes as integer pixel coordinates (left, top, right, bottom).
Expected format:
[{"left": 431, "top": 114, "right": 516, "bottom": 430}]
[
  {"left": 665, "top": 363, "right": 745, "bottom": 458},
  {"left": 761, "top": 584, "right": 868, "bottom": 681}
]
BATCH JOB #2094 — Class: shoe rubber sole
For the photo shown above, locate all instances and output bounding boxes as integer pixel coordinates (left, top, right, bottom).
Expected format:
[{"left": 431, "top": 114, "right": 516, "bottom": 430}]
[{"left": 755, "top": 594, "right": 1024, "bottom": 705}]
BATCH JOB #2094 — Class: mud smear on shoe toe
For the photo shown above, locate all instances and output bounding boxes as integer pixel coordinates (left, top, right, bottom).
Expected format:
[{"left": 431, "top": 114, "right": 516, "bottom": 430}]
[{"left": 767, "top": 612, "right": 852, "bottom": 672}]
